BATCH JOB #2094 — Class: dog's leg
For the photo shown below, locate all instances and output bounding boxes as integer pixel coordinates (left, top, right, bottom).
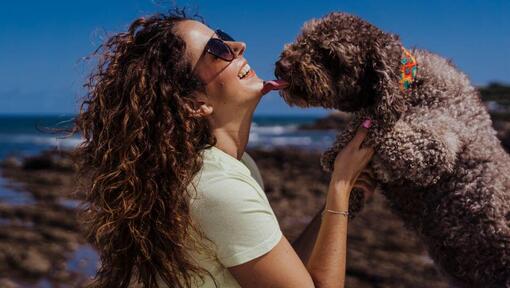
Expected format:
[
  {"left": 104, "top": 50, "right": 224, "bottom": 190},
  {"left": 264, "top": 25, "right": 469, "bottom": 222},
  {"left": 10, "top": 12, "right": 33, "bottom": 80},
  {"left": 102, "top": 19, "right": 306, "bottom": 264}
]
[{"left": 376, "top": 115, "right": 462, "bottom": 187}]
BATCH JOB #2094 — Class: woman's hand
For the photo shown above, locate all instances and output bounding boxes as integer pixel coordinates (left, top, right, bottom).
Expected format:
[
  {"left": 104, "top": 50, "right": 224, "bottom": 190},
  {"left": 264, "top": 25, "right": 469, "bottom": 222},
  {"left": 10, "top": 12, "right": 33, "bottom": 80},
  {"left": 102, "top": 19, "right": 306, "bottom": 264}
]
[{"left": 330, "top": 122, "right": 375, "bottom": 194}]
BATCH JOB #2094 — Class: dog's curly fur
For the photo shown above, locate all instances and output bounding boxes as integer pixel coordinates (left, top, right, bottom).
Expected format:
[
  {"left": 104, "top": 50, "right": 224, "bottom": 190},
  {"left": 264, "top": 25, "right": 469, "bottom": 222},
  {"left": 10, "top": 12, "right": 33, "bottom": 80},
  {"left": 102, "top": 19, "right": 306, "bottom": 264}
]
[{"left": 275, "top": 12, "right": 510, "bottom": 287}]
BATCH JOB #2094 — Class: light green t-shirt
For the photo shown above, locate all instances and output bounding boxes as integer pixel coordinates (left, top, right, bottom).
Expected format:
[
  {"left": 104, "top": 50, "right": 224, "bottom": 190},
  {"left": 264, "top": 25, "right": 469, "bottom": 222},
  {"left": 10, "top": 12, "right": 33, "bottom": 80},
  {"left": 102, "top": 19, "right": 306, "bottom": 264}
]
[{"left": 168, "top": 145, "right": 283, "bottom": 287}]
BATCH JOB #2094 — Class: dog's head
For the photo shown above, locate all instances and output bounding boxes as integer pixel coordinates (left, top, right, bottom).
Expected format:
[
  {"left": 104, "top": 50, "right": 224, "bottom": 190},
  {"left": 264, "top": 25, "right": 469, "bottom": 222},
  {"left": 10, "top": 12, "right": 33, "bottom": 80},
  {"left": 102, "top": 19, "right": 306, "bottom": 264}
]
[{"left": 275, "top": 12, "right": 406, "bottom": 122}]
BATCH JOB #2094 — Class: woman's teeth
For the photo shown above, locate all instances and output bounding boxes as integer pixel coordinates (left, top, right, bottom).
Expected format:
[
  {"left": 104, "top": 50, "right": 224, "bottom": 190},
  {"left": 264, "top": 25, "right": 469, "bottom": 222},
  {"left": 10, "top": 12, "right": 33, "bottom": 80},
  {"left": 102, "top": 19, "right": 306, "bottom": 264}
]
[{"left": 238, "top": 63, "right": 251, "bottom": 79}]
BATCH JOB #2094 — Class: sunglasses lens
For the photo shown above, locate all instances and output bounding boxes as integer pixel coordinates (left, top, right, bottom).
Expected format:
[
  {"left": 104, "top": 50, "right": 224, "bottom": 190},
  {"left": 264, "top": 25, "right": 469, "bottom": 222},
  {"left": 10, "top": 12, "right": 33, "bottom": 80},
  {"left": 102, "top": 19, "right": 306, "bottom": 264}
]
[
  {"left": 207, "top": 38, "right": 234, "bottom": 61},
  {"left": 215, "top": 29, "right": 235, "bottom": 41}
]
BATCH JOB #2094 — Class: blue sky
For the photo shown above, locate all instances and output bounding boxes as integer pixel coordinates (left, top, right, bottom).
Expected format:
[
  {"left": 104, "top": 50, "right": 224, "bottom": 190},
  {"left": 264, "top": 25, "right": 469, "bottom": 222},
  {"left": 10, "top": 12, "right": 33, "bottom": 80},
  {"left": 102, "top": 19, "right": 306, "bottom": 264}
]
[{"left": 0, "top": 0, "right": 509, "bottom": 115}]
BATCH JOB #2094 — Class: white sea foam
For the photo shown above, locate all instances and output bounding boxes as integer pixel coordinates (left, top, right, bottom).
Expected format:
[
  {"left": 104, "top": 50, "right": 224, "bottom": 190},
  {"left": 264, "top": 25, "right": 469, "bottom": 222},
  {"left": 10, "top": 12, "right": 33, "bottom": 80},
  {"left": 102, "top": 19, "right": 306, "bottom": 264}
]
[
  {"left": 249, "top": 122, "right": 335, "bottom": 149},
  {"left": 250, "top": 123, "right": 298, "bottom": 135},
  {"left": 269, "top": 136, "right": 313, "bottom": 146},
  {"left": 0, "top": 133, "right": 83, "bottom": 148}
]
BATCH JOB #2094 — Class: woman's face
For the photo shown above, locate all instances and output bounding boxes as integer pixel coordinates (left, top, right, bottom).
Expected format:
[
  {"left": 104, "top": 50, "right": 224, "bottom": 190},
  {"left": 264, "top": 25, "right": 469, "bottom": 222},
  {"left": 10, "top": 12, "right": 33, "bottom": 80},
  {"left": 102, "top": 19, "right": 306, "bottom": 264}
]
[{"left": 175, "top": 20, "right": 264, "bottom": 118}]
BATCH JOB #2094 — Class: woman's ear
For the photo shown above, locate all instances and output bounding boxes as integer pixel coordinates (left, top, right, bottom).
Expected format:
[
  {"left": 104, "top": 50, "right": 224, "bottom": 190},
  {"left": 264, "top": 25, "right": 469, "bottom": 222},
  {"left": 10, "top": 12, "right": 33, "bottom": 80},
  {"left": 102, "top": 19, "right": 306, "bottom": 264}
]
[
  {"left": 186, "top": 100, "right": 213, "bottom": 118},
  {"left": 184, "top": 91, "right": 214, "bottom": 118},
  {"left": 196, "top": 101, "right": 213, "bottom": 116}
]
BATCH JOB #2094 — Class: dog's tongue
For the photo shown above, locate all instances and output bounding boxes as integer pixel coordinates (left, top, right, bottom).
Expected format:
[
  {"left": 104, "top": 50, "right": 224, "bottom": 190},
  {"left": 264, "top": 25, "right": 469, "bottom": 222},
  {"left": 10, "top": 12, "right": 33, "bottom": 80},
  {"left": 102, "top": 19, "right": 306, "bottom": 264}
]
[{"left": 261, "top": 80, "right": 289, "bottom": 94}]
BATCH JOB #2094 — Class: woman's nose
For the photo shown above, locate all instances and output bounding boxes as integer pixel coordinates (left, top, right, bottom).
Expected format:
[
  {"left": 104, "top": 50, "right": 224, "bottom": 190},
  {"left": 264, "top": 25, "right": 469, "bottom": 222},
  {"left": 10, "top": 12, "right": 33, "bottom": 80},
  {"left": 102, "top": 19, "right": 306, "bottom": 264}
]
[{"left": 230, "top": 41, "right": 246, "bottom": 58}]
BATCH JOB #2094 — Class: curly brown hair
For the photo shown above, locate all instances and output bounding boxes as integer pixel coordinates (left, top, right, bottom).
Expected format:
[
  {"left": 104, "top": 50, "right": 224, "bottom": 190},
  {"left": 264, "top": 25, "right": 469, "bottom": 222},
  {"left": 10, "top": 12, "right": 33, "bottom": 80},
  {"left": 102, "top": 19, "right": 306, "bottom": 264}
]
[{"left": 73, "top": 9, "right": 218, "bottom": 288}]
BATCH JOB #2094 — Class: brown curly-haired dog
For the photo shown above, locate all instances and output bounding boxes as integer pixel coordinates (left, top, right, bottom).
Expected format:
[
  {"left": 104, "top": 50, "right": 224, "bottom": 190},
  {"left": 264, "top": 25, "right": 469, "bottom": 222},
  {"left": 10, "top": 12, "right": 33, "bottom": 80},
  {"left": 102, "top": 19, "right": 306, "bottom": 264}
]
[{"left": 275, "top": 12, "right": 510, "bottom": 287}]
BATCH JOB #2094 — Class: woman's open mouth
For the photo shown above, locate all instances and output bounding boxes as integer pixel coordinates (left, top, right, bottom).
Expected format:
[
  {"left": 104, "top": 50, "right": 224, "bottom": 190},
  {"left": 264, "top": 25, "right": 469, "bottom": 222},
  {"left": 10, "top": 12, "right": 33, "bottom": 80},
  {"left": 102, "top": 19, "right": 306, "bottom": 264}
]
[{"left": 238, "top": 63, "right": 254, "bottom": 80}]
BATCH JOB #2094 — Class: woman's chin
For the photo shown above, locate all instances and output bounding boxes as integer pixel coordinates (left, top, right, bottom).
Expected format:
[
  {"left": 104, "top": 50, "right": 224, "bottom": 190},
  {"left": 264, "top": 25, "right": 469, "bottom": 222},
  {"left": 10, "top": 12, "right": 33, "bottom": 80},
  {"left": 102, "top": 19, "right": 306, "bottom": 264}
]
[{"left": 240, "top": 73, "right": 264, "bottom": 96}]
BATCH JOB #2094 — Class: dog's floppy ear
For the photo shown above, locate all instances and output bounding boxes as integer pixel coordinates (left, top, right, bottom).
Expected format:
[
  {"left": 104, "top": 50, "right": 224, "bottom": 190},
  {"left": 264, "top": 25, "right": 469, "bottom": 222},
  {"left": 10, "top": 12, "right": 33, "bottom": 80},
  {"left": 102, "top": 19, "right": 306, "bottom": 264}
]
[{"left": 367, "top": 34, "right": 406, "bottom": 126}]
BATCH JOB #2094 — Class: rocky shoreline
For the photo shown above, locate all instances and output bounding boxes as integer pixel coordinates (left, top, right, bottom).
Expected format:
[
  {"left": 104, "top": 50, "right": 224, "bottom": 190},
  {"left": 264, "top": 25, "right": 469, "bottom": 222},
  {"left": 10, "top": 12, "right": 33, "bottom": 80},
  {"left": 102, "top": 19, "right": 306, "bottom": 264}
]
[
  {"left": 1, "top": 109, "right": 509, "bottom": 287},
  {"left": 0, "top": 147, "right": 453, "bottom": 288},
  {"left": 0, "top": 151, "right": 94, "bottom": 287}
]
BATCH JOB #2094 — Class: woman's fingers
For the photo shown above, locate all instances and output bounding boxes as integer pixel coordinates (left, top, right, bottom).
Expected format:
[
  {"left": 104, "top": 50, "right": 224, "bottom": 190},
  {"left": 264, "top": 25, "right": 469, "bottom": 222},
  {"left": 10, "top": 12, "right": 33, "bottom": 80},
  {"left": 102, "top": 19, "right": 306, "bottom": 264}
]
[
  {"left": 349, "top": 119, "right": 372, "bottom": 149},
  {"left": 362, "top": 146, "right": 375, "bottom": 160},
  {"left": 331, "top": 119, "right": 375, "bottom": 184},
  {"left": 357, "top": 146, "right": 375, "bottom": 167},
  {"left": 350, "top": 126, "right": 368, "bottom": 148}
]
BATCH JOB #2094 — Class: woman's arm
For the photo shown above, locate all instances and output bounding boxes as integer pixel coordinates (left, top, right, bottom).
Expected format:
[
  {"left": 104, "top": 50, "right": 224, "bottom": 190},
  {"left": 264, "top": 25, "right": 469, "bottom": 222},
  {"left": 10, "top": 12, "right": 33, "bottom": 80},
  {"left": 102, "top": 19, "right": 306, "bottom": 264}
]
[
  {"left": 306, "top": 124, "right": 374, "bottom": 287},
  {"left": 291, "top": 171, "right": 375, "bottom": 264},
  {"left": 306, "top": 180, "right": 351, "bottom": 287},
  {"left": 229, "top": 123, "right": 374, "bottom": 287}
]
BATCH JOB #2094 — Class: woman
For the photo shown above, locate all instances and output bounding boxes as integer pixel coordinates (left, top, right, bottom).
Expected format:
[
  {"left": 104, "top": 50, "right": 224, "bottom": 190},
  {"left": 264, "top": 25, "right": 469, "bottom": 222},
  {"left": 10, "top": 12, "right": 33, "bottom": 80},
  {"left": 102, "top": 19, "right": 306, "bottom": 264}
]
[{"left": 74, "top": 9, "right": 375, "bottom": 288}]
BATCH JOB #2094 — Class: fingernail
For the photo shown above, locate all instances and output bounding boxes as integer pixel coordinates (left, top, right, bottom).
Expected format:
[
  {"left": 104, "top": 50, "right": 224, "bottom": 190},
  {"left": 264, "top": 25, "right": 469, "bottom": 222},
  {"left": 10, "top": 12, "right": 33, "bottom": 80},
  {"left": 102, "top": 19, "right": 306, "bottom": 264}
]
[{"left": 362, "top": 118, "right": 372, "bottom": 129}]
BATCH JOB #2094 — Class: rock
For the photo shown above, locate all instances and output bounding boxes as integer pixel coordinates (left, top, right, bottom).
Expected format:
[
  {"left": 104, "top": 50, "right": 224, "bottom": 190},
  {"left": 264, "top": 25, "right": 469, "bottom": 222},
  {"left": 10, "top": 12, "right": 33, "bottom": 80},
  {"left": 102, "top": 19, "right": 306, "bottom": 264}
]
[
  {"left": 22, "top": 153, "right": 55, "bottom": 170},
  {"left": 22, "top": 150, "right": 75, "bottom": 171},
  {"left": 493, "top": 120, "right": 510, "bottom": 152},
  {"left": 0, "top": 278, "right": 19, "bottom": 288},
  {"left": 299, "top": 111, "right": 352, "bottom": 130},
  {"left": 1, "top": 156, "right": 22, "bottom": 169},
  {"left": 17, "top": 248, "right": 51, "bottom": 276}
]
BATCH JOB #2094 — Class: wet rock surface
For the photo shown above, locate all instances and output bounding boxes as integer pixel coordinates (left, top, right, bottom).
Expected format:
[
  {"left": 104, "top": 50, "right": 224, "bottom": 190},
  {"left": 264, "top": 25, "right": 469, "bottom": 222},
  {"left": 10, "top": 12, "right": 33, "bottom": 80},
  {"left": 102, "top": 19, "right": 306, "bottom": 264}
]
[
  {"left": 0, "top": 150, "right": 93, "bottom": 287},
  {"left": 299, "top": 111, "right": 351, "bottom": 130},
  {"left": 493, "top": 120, "right": 510, "bottom": 152}
]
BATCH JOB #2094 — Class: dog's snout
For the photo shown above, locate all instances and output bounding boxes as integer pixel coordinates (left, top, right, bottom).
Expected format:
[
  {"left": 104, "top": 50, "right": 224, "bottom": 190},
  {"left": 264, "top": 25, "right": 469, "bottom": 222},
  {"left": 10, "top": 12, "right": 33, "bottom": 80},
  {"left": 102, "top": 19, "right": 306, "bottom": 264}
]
[{"left": 275, "top": 59, "right": 292, "bottom": 78}]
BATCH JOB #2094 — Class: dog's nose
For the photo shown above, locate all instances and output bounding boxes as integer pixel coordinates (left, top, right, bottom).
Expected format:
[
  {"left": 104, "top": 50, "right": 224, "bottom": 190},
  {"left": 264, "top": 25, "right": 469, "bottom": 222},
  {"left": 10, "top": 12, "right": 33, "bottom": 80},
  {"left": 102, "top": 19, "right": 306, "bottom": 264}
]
[{"left": 275, "top": 59, "right": 291, "bottom": 77}]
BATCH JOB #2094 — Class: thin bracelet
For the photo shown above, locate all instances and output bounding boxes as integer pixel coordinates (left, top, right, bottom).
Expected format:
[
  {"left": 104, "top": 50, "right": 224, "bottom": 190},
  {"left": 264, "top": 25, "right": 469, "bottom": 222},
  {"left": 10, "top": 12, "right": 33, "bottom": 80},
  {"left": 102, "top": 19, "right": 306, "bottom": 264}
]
[{"left": 322, "top": 208, "right": 349, "bottom": 217}]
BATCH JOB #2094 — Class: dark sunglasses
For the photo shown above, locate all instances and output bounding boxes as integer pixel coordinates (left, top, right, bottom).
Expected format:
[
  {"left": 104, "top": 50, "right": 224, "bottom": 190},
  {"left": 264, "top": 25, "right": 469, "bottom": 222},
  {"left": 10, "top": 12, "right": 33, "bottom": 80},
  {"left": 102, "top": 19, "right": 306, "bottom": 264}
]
[{"left": 204, "top": 29, "right": 236, "bottom": 62}]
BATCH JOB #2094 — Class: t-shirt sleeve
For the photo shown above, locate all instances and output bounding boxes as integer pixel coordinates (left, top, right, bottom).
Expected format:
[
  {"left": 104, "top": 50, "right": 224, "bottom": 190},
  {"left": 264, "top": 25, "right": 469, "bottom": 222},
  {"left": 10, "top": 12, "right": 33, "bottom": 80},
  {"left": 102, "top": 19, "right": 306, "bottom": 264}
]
[{"left": 191, "top": 177, "right": 283, "bottom": 267}]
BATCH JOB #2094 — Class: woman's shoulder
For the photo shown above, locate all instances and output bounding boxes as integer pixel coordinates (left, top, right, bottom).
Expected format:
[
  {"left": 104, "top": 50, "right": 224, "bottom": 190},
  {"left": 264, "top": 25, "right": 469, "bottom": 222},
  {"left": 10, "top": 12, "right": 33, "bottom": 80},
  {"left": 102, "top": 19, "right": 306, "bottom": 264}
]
[
  {"left": 195, "top": 146, "right": 263, "bottom": 189},
  {"left": 189, "top": 148, "right": 268, "bottom": 210}
]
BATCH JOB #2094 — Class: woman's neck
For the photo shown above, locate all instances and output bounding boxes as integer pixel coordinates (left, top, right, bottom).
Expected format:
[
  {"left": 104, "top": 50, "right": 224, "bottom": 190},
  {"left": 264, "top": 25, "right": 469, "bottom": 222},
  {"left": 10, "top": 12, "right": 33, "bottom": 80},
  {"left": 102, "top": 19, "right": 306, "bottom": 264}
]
[{"left": 209, "top": 111, "right": 254, "bottom": 160}]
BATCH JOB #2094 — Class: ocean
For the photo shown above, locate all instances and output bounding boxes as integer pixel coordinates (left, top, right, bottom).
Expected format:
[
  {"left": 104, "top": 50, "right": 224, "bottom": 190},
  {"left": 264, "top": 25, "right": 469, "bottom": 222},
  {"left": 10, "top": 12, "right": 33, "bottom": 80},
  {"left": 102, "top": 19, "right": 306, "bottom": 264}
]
[{"left": 0, "top": 114, "right": 336, "bottom": 160}]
